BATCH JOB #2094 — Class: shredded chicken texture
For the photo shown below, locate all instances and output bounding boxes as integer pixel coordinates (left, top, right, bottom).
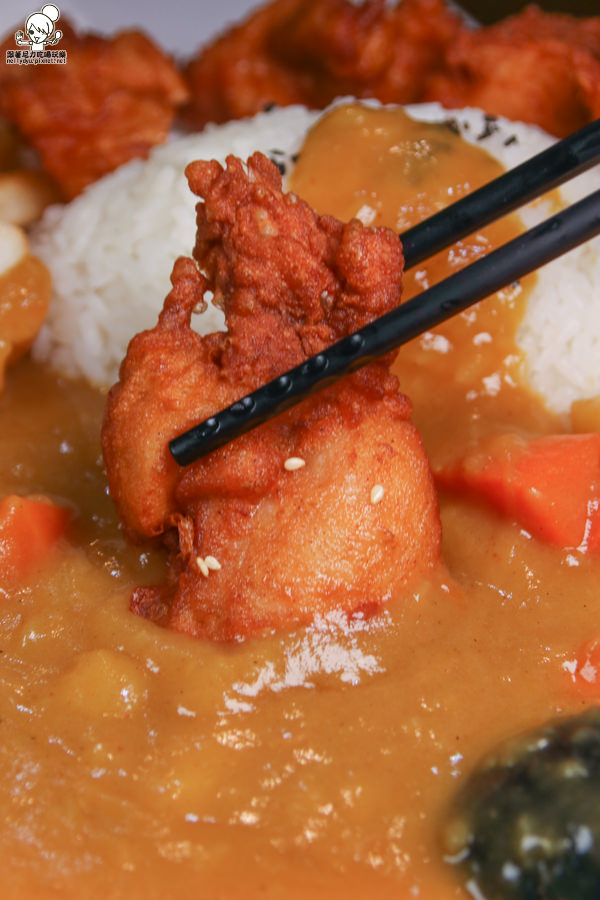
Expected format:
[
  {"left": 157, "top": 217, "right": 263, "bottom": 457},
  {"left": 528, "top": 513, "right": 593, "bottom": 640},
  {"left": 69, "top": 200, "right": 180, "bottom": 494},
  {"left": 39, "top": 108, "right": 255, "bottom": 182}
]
[
  {"left": 0, "top": 21, "right": 188, "bottom": 198},
  {"left": 101, "top": 152, "right": 441, "bottom": 641},
  {"left": 425, "top": 5, "right": 600, "bottom": 138},
  {"left": 183, "top": 0, "right": 462, "bottom": 129}
]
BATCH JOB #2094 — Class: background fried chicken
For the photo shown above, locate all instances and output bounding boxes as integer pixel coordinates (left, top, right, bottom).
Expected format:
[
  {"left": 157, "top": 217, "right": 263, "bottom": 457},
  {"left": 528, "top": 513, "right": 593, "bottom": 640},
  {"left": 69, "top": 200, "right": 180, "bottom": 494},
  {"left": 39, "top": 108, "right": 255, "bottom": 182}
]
[
  {"left": 425, "top": 5, "right": 600, "bottom": 137},
  {"left": 102, "top": 152, "right": 441, "bottom": 641},
  {"left": 184, "top": 0, "right": 600, "bottom": 140},
  {"left": 0, "top": 20, "right": 188, "bottom": 198},
  {"left": 183, "top": 0, "right": 463, "bottom": 128},
  {"left": 3, "top": 2, "right": 598, "bottom": 201}
]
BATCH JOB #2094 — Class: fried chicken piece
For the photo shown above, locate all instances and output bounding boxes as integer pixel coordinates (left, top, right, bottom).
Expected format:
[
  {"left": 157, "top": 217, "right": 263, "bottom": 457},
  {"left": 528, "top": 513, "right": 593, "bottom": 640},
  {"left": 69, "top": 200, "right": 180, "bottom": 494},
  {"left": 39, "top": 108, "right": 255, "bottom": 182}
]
[
  {"left": 102, "top": 152, "right": 441, "bottom": 641},
  {"left": 0, "top": 20, "right": 188, "bottom": 198},
  {"left": 183, "top": 0, "right": 462, "bottom": 128},
  {"left": 425, "top": 5, "right": 600, "bottom": 138}
]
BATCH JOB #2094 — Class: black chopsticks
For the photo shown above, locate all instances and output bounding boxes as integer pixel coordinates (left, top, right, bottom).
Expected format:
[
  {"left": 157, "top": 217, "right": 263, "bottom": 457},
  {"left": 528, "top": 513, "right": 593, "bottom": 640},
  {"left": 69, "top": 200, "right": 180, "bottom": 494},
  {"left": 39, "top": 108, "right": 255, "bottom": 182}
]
[
  {"left": 169, "top": 119, "right": 600, "bottom": 467},
  {"left": 400, "top": 117, "right": 600, "bottom": 269}
]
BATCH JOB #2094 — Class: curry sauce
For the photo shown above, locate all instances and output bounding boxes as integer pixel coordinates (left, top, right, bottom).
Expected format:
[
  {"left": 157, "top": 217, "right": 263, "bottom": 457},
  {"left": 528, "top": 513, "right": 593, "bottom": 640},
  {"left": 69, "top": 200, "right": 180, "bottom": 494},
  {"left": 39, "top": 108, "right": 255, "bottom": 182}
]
[
  {"left": 289, "top": 103, "right": 558, "bottom": 458},
  {"left": 0, "top": 104, "right": 597, "bottom": 899}
]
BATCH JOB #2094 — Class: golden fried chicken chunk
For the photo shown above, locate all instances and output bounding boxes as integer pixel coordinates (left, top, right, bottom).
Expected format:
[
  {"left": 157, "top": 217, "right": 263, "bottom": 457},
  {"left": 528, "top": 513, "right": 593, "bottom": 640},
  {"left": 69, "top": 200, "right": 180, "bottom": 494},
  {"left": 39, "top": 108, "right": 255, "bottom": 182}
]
[
  {"left": 0, "top": 21, "right": 188, "bottom": 197},
  {"left": 425, "top": 5, "right": 600, "bottom": 138},
  {"left": 102, "top": 152, "right": 441, "bottom": 641},
  {"left": 183, "top": 0, "right": 462, "bottom": 128}
]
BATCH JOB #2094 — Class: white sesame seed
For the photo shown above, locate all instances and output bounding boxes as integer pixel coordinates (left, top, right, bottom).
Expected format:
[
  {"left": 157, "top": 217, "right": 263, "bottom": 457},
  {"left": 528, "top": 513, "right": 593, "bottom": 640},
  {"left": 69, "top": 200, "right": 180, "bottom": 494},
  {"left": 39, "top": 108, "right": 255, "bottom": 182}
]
[
  {"left": 196, "top": 556, "right": 209, "bottom": 577},
  {"left": 370, "top": 484, "right": 384, "bottom": 505},
  {"left": 205, "top": 555, "right": 221, "bottom": 571},
  {"left": 284, "top": 456, "right": 306, "bottom": 471}
]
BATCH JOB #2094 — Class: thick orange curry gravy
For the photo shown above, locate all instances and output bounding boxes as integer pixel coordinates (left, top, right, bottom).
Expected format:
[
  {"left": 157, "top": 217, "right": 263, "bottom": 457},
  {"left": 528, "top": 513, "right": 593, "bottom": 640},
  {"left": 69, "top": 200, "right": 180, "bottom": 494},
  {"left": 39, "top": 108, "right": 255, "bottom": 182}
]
[{"left": 1, "top": 104, "right": 598, "bottom": 899}]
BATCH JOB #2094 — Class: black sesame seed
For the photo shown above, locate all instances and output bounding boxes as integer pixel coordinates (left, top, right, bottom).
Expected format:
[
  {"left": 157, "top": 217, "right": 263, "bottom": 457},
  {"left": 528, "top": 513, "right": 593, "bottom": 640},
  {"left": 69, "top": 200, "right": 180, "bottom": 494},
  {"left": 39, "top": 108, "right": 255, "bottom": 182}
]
[
  {"left": 477, "top": 115, "right": 500, "bottom": 141},
  {"left": 444, "top": 118, "right": 461, "bottom": 135}
]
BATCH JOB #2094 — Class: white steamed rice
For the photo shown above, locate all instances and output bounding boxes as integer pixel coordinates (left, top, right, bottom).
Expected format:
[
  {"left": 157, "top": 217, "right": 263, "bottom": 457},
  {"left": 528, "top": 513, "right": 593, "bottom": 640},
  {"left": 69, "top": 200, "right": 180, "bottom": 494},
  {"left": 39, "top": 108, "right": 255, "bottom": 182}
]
[
  {"left": 31, "top": 106, "right": 319, "bottom": 386},
  {"left": 30, "top": 101, "right": 600, "bottom": 415}
]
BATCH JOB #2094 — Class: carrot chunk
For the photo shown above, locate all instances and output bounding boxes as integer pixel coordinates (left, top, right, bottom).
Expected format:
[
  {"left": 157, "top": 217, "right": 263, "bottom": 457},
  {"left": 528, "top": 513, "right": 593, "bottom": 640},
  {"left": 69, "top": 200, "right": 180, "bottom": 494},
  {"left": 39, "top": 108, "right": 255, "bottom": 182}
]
[
  {"left": 434, "top": 433, "right": 600, "bottom": 552},
  {"left": 0, "top": 494, "right": 71, "bottom": 587}
]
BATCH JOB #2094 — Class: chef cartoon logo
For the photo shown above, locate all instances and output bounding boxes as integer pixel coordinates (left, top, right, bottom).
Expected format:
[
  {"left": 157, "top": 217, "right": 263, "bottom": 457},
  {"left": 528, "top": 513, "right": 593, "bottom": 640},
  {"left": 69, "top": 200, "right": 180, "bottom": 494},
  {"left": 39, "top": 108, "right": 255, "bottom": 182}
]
[{"left": 6, "top": 4, "right": 67, "bottom": 64}]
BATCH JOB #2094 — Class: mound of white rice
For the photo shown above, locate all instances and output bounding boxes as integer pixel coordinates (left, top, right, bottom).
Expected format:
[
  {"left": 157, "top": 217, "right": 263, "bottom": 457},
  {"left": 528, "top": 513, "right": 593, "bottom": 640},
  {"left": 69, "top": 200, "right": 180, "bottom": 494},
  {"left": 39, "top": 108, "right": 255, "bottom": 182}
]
[
  {"left": 31, "top": 101, "right": 600, "bottom": 415},
  {"left": 31, "top": 106, "right": 319, "bottom": 386}
]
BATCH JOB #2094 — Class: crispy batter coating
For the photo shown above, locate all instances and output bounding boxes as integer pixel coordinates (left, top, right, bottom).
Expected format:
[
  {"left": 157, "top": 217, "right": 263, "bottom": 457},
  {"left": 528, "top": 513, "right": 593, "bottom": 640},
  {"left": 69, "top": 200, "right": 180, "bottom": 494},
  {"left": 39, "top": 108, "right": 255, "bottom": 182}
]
[
  {"left": 425, "top": 5, "right": 600, "bottom": 138},
  {"left": 102, "top": 152, "right": 441, "bottom": 641},
  {"left": 0, "top": 21, "right": 188, "bottom": 198},
  {"left": 183, "top": 0, "right": 462, "bottom": 128}
]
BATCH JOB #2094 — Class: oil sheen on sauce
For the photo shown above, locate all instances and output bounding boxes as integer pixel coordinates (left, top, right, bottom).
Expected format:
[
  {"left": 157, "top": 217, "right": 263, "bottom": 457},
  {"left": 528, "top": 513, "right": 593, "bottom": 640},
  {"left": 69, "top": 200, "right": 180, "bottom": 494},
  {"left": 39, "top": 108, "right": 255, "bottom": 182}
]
[{"left": 0, "top": 104, "right": 598, "bottom": 900}]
